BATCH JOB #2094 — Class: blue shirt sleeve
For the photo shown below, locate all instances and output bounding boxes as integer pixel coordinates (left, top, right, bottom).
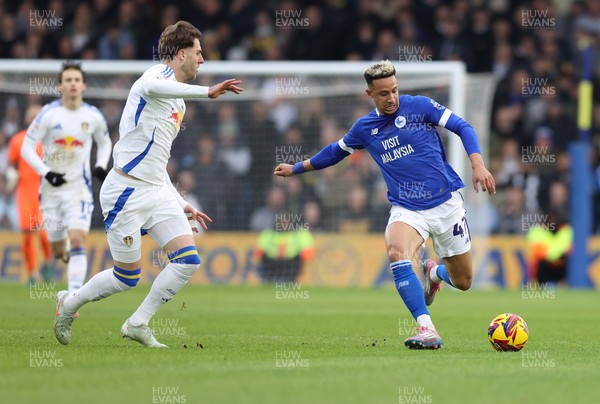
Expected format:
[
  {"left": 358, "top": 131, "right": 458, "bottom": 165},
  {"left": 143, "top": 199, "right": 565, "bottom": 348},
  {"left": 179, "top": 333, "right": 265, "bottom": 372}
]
[
  {"left": 338, "top": 119, "right": 366, "bottom": 154},
  {"left": 415, "top": 95, "right": 481, "bottom": 155}
]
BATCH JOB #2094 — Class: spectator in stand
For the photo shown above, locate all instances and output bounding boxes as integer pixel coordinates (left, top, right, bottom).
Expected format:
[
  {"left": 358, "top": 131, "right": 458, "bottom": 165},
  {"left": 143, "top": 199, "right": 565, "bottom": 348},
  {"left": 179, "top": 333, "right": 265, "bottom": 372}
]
[
  {"left": 0, "top": 14, "right": 18, "bottom": 58},
  {"left": 470, "top": 7, "right": 494, "bottom": 73},
  {"left": 303, "top": 200, "right": 324, "bottom": 233},
  {"left": 250, "top": 186, "right": 286, "bottom": 232},
  {"left": 98, "top": 23, "right": 136, "bottom": 60},
  {"left": 191, "top": 135, "right": 227, "bottom": 229},
  {"left": 495, "top": 186, "right": 529, "bottom": 234},
  {"left": 336, "top": 186, "right": 371, "bottom": 233},
  {"left": 69, "top": 2, "right": 93, "bottom": 56},
  {"left": 286, "top": 5, "right": 333, "bottom": 60},
  {"left": 245, "top": 101, "right": 278, "bottom": 212},
  {"left": 433, "top": 18, "right": 475, "bottom": 71}
]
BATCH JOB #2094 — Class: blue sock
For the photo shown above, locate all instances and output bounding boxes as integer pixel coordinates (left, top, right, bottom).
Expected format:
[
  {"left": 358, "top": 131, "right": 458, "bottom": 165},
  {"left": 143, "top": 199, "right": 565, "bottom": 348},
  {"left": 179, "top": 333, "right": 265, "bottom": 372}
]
[
  {"left": 391, "top": 260, "right": 429, "bottom": 319},
  {"left": 435, "top": 264, "right": 454, "bottom": 287}
]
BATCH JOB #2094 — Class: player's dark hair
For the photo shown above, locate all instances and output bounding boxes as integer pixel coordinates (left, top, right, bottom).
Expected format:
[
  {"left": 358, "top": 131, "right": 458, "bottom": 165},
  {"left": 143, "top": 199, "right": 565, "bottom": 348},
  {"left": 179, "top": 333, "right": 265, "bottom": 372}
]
[
  {"left": 59, "top": 60, "right": 85, "bottom": 83},
  {"left": 364, "top": 60, "right": 396, "bottom": 86},
  {"left": 158, "top": 20, "right": 202, "bottom": 62}
]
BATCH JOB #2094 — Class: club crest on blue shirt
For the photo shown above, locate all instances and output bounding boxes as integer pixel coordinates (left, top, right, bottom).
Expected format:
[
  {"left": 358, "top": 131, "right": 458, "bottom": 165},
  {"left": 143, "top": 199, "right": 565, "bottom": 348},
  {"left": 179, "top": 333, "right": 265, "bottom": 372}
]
[
  {"left": 395, "top": 116, "right": 406, "bottom": 129},
  {"left": 430, "top": 99, "right": 444, "bottom": 110}
]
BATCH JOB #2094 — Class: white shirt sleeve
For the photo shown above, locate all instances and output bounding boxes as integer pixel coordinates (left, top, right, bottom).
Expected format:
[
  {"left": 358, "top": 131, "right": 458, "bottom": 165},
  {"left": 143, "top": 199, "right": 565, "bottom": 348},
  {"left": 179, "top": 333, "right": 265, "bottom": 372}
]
[
  {"left": 92, "top": 114, "right": 112, "bottom": 169},
  {"left": 142, "top": 76, "right": 209, "bottom": 99},
  {"left": 21, "top": 112, "right": 51, "bottom": 176}
]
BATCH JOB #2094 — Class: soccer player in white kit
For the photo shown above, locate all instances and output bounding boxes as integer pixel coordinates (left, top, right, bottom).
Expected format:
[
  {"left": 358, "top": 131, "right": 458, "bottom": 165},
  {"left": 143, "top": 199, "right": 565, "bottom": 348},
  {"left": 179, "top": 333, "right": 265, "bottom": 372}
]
[
  {"left": 54, "top": 21, "right": 243, "bottom": 347},
  {"left": 22, "top": 61, "right": 112, "bottom": 295}
]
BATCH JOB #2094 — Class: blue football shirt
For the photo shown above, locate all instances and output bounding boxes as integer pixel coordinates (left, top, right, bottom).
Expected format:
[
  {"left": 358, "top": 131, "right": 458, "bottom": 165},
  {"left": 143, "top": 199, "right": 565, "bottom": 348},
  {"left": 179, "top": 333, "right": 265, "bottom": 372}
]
[{"left": 338, "top": 95, "right": 466, "bottom": 210}]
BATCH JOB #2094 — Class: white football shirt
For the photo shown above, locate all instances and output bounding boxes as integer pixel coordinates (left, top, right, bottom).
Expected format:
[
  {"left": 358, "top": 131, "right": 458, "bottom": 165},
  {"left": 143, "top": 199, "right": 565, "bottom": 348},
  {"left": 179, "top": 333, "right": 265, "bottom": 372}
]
[
  {"left": 22, "top": 100, "right": 111, "bottom": 194},
  {"left": 114, "top": 64, "right": 209, "bottom": 187}
]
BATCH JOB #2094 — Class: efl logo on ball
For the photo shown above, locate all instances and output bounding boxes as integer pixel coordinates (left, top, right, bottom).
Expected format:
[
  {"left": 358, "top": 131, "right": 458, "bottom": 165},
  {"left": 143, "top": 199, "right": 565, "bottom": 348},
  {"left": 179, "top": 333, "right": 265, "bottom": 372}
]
[{"left": 487, "top": 313, "right": 529, "bottom": 352}]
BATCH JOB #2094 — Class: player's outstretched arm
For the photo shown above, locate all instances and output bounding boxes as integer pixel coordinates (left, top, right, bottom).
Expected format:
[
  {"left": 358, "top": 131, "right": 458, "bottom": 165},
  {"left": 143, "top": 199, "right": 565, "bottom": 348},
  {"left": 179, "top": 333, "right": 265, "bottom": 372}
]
[
  {"left": 469, "top": 153, "right": 496, "bottom": 195},
  {"left": 208, "top": 79, "right": 243, "bottom": 99},
  {"left": 274, "top": 141, "right": 349, "bottom": 177},
  {"left": 274, "top": 160, "right": 314, "bottom": 177}
]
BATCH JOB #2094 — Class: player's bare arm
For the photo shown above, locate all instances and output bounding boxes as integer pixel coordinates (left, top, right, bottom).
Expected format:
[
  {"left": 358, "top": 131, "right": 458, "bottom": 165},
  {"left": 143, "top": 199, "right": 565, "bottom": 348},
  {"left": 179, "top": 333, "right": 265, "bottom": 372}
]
[
  {"left": 469, "top": 153, "right": 496, "bottom": 195},
  {"left": 208, "top": 79, "right": 243, "bottom": 99}
]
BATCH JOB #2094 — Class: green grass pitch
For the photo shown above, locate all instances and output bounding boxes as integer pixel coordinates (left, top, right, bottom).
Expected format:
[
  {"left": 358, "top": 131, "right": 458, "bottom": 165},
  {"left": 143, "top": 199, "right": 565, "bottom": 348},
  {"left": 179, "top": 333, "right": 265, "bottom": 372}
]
[{"left": 1, "top": 282, "right": 598, "bottom": 404}]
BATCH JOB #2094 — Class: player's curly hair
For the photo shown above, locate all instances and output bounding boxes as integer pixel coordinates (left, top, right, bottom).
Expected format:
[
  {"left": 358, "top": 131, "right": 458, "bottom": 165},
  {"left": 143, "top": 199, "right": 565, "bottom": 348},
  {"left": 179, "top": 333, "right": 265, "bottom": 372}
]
[
  {"left": 363, "top": 60, "right": 396, "bottom": 86},
  {"left": 59, "top": 60, "right": 85, "bottom": 83},
  {"left": 158, "top": 21, "right": 202, "bottom": 62}
]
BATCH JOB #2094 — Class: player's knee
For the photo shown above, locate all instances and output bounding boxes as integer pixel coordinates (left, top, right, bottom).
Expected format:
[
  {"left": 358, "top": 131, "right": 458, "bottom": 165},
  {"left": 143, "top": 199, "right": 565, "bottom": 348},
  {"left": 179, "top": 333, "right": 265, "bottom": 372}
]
[
  {"left": 112, "top": 265, "right": 141, "bottom": 289},
  {"left": 168, "top": 246, "right": 200, "bottom": 280},
  {"left": 387, "top": 245, "right": 410, "bottom": 262},
  {"left": 453, "top": 275, "right": 472, "bottom": 291},
  {"left": 69, "top": 235, "right": 86, "bottom": 249}
]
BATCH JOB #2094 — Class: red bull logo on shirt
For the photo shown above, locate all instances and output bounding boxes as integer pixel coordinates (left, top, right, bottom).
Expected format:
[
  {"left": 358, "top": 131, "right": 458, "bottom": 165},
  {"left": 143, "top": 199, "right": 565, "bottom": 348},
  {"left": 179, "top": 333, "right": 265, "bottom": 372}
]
[
  {"left": 53, "top": 136, "right": 84, "bottom": 150},
  {"left": 168, "top": 110, "right": 182, "bottom": 129}
]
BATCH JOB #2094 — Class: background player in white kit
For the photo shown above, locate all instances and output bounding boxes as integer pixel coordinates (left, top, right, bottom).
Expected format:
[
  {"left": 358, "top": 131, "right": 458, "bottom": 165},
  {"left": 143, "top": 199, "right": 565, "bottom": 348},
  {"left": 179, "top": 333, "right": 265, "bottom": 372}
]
[
  {"left": 54, "top": 21, "right": 243, "bottom": 347},
  {"left": 22, "top": 61, "right": 112, "bottom": 296}
]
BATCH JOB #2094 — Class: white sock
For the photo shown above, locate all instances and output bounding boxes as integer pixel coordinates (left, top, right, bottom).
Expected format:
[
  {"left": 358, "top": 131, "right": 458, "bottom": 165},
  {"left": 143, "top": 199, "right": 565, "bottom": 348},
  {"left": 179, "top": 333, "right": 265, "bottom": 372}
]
[
  {"left": 63, "top": 268, "right": 132, "bottom": 314},
  {"left": 128, "top": 262, "right": 196, "bottom": 326},
  {"left": 429, "top": 265, "right": 442, "bottom": 283},
  {"left": 68, "top": 249, "right": 87, "bottom": 292},
  {"left": 416, "top": 314, "right": 436, "bottom": 331}
]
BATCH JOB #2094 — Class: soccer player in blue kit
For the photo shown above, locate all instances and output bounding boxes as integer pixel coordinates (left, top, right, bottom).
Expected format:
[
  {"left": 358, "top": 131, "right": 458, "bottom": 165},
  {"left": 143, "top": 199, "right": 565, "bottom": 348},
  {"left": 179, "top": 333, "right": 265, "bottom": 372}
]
[{"left": 274, "top": 60, "right": 496, "bottom": 349}]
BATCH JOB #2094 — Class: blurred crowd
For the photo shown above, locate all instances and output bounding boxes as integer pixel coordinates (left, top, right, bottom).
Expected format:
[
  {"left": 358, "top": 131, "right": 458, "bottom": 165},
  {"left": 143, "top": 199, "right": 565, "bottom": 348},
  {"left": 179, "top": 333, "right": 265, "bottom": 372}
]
[{"left": 0, "top": 0, "right": 599, "bottom": 235}]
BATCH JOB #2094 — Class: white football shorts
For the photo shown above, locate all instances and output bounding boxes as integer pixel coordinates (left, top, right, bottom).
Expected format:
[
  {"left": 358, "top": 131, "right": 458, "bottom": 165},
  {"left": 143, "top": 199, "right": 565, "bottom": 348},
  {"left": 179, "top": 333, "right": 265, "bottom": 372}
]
[
  {"left": 387, "top": 190, "right": 471, "bottom": 258},
  {"left": 40, "top": 187, "right": 94, "bottom": 242},
  {"left": 100, "top": 170, "right": 192, "bottom": 263}
]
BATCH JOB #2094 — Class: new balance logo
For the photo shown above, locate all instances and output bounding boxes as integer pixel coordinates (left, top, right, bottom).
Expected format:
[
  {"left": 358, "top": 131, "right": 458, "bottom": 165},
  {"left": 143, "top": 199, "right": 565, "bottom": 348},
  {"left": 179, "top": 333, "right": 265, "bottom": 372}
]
[
  {"left": 371, "top": 128, "right": 378, "bottom": 136},
  {"left": 52, "top": 123, "right": 63, "bottom": 130},
  {"left": 398, "top": 281, "right": 409, "bottom": 287}
]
